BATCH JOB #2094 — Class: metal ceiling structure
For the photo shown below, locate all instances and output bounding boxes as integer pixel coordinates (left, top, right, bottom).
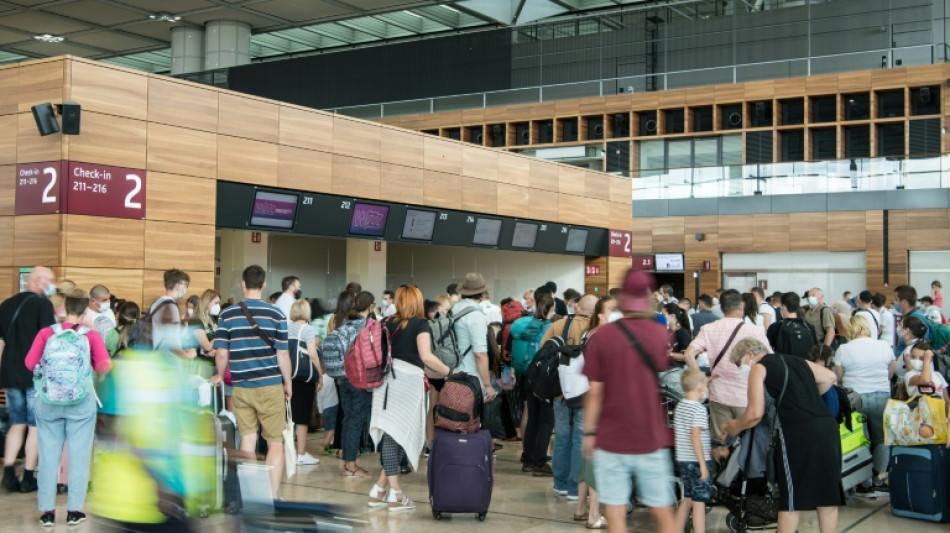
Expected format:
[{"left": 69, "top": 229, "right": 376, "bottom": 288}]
[{"left": 0, "top": 0, "right": 721, "bottom": 73}]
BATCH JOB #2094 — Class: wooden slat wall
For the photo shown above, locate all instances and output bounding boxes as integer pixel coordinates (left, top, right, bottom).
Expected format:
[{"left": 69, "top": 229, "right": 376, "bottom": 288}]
[{"left": 3, "top": 56, "right": 630, "bottom": 305}]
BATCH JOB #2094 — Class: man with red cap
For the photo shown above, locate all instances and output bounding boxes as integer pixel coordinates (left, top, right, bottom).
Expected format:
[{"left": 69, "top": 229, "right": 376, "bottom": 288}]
[{"left": 582, "top": 268, "right": 677, "bottom": 533}]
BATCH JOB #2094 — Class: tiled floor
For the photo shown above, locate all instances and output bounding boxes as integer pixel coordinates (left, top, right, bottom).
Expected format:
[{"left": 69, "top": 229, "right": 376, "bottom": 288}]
[{"left": 0, "top": 433, "right": 916, "bottom": 532}]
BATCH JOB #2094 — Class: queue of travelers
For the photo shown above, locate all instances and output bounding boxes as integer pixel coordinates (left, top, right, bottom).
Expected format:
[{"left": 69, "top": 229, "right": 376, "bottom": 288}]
[{"left": 2, "top": 264, "right": 949, "bottom": 532}]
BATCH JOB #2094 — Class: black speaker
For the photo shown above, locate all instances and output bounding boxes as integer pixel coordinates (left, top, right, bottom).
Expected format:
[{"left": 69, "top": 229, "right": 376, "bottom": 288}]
[
  {"left": 611, "top": 113, "right": 629, "bottom": 137},
  {"left": 561, "top": 119, "right": 578, "bottom": 142},
  {"left": 467, "top": 126, "right": 482, "bottom": 145},
  {"left": 60, "top": 102, "right": 80, "bottom": 135},
  {"left": 639, "top": 112, "right": 657, "bottom": 136},
  {"left": 31, "top": 103, "right": 59, "bottom": 136},
  {"left": 538, "top": 121, "right": 553, "bottom": 143},
  {"left": 491, "top": 124, "right": 505, "bottom": 147},
  {"left": 919, "top": 87, "right": 931, "bottom": 104},
  {"left": 587, "top": 117, "right": 604, "bottom": 139},
  {"left": 728, "top": 112, "right": 742, "bottom": 127},
  {"left": 515, "top": 123, "right": 530, "bottom": 145}
]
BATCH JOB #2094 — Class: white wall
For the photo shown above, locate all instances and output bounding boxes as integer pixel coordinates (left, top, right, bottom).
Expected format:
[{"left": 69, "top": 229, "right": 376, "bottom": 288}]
[
  {"left": 909, "top": 251, "right": 949, "bottom": 315},
  {"left": 387, "top": 242, "right": 586, "bottom": 302},
  {"left": 268, "top": 234, "right": 348, "bottom": 302},
  {"left": 721, "top": 252, "right": 866, "bottom": 301}
]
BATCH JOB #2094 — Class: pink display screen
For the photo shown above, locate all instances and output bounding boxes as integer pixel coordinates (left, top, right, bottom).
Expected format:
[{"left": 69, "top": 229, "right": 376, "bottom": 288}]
[{"left": 249, "top": 190, "right": 299, "bottom": 229}]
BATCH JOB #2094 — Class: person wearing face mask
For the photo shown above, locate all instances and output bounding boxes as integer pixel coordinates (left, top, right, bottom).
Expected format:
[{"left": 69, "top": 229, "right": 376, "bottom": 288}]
[
  {"left": 276, "top": 276, "right": 302, "bottom": 319},
  {"left": 721, "top": 338, "right": 842, "bottom": 533},
  {"left": 185, "top": 295, "right": 199, "bottom": 319},
  {"left": 188, "top": 289, "right": 221, "bottom": 360},
  {"left": 0, "top": 266, "right": 58, "bottom": 493},
  {"left": 804, "top": 288, "right": 836, "bottom": 348},
  {"left": 904, "top": 341, "right": 950, "bottom": 404},
  {"left": 892, "top": 285, "right": 930, "bottom": 358},
  {"left": 80, "top": 284, "right": 116, "bottom": 338},
  {"left": 149, "top": 268, "right": 191, "bottom": 356}
]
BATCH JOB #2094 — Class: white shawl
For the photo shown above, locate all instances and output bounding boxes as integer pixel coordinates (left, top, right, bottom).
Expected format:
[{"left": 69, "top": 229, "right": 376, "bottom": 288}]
[{"left": 369, "top": 358, "right": 428, "bottom": 471}]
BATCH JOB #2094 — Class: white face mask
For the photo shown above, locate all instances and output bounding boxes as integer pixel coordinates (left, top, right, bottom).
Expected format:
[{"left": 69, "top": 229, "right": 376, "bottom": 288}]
[
  {"left": 911, "top": 359, "right": 924, "bottom": 372},
  {"left": 98, "top": 302, "right": 110, "bottom": 313},
  {"left": 607, "top": 311, "right": 624, "bottom": 323},
  {"left": 738, "top": 364, "right": 752, "bottom": 379},
  {"left": 187, "top": 308, "right": 195, "bottom": 317},
  {"left": 807, "top": 296, "right": 819, "bottom": 307},
  {"left": 210, "top": 303, "right": 221, "bottom": 316}
]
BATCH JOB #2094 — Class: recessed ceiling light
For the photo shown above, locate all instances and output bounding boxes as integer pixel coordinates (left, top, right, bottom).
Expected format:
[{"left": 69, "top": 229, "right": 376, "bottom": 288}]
[
  {"left": 34, "top": 34, "right": 64, "bottom": 43},
  {"left": 149, "top": 12, "right": 181, "bottom": 23}
]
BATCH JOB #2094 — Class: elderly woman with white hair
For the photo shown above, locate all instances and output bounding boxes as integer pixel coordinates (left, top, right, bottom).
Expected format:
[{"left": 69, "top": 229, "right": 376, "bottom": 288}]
[{"left": 720, "top": 338, "right": 842, "bottom": 533}]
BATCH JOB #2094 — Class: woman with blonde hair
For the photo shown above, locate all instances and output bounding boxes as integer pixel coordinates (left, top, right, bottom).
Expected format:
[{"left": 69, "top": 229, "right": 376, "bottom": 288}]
[
  {"left": 189, "top": 289, "right": 221, "bottom": 356},
  {"left": 367, "top": 285, "right": 452, "bottom": 512},
  {"left": 288, "top": 298, "right": 324, "bottom": 466}
]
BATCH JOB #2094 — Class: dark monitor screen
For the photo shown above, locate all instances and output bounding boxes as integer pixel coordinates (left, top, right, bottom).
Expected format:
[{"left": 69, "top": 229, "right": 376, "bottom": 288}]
[
  {"left": 565, "top": 228, "right": 589, "bottom": 253},
  {"left": 401, "top": 209, "right": 437, "bottom": 241},
  {"left": 511, "top": 222, "right": 538, "bottom": 249},
  {"left": 248, "top": 190, "right": 299, "bottom": 229},
  {"left": 349, "top": 202, "right": 389, "bottom": 237},
  {"left": 473, "top": 218, "right": 502, "bottom": 246}
]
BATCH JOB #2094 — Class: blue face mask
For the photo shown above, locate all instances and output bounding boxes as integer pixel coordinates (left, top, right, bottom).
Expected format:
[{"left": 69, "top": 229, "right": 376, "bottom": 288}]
[
  {"left": 44, "top": 284, "right": 57, "bottom": 298},
  {"left": 892, "top": 302, "right": 902, "bottom": 314}
]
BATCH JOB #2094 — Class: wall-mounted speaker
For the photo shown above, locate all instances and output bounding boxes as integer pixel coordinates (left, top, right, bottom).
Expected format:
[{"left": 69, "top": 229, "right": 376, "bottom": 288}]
[
  {"left": 587, "top": 117, "right": 604, "bottom": 139},
  {"left": 31, "top": 103, "right": 60, "bottom": 136},
  {"left": 491, "top": 124, "right": 505, "bottom": 147},
  {"left": 538, "top": 121, "right": 553, "bottom": 143},
  {"left": 515, "top": 123, "right": 530, "bottom": 145},
  {"left": 695, "top": 233, "right": 705, "bottom": 242},
  {"left": 918, "top": 87, "right": 932, "bottom": 104},
  {"left": 60, "top": 102, "right": 81, "bottom": 135},
  {"left": 639, "top": 112, "right": 657, "bottom": 136},
  {"left": 729, "top": 112, "right": 742, "bottom": 127},
  {"left": 611, "top": 113, "right": 629, "bottom": 137}
]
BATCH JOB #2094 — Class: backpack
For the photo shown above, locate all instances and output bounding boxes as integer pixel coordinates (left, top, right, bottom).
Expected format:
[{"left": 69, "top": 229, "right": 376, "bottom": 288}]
[
  {"left": 33, "top": 324, "right": 93, "bottom": 406},
  {"left": 343, "top": 318, "right": 390, "bottom": 389},
  {"left": 919, "top": 316, "right": 950, "bottom": 375},
  {"left": 289, "top": 325, "right": 318, "bottom": 383},
  {"left": 434, "top": 372, "right": 483, "bottom": 434},
  {"left": 127, "top": 299, "right": 175, "bottom": 349},
  {"left": 527, "top": 316, "right": 582, "bottom": 401},
  {"left": 319, "top": 320, "right": 361, "bottom": 379},
  {"left": 429, "top": 307, "right": 478, "bottom": 369},
  {"left": 775, "top": 318, "right": 817, "bottom": 359},
  {"left": 510, "top": 317, "right": 550, "bottom": 376}
]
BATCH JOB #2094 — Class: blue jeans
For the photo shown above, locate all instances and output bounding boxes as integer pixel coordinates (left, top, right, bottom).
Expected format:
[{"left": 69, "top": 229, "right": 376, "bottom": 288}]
[
  {"left": 594, "top": 448, "right": 676, "bottom": 508},
  {"left": 553, "top": 398, "right": 583, "bottom": 496},
  {"left": 337, "top": 379, "right": 371, "bottom": 463},
  {"left": 859, "top": 391, "right": 890, "bottom": 475},
  {"left": 5, "top": 387, "right": 36, "bottom": 426},
  {"left": 35, "top": 394, "right": 97, "bottom": 511}
]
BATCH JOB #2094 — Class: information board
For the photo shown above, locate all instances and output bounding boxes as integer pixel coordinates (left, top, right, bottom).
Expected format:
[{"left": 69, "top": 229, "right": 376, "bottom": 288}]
[
  {"left": 473, "top": 218, "right": 502, "bottom": 246},
  {"left": 565, "top": 228, "right": 589, "bottom": 253},
  {"left": 655, "top": 253, "right": 685, "bottom": 272},
  {"left": 349, "top": 203, "right": 389, "bottom": 237},
  {"left": 248, "top": 190, "right": 298, "bottom": 229},
  {"left": 608, "top": 229, "right": 632, "bottom": 257},
  {"left": 16, "top": 161, "right": 66, "bottom": 215},
  {"left": 401, "top": 209, "right": 437, "bottom": 241},
  {"left": 66, "top": 162, "right": 146, "bottom": 220},
  {"left": 511, "top": 222, "right": 539, "bottom": 249}
]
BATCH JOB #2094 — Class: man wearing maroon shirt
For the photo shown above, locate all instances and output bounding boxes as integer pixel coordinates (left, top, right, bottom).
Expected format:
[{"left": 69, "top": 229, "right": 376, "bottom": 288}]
[{"left": 583, "top": 268, "right": 677, "bottom": 533}]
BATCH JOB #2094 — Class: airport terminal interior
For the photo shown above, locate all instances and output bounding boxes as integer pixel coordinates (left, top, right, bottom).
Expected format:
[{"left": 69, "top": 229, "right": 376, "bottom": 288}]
[{"left": 2, "top": 0, "right": 950, "bottom": 531}]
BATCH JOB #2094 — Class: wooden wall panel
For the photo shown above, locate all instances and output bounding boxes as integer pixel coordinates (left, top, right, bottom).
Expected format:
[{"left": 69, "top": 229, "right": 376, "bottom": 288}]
[
  {"left": 379, "top": 163, "right": 423, "bottom": 205},
  {"left": 67, "top": 112, "right": 147, "bottom": 169},
  {"left": 496, "top": 154, "right": 531, "bottom": 187},
  {"left": 146, "top": 122, "right": 217, "bottom": 179},
  {"left": 218, "top": 93, "right": 279, "bottom": 143},
  {"left": 607, "top": 257, "right": 631, "bottom": 289},
  {"left": 17, "top": 60, "right": 64, "bottom": 113},
  {"left": 278, "top": 145, "right": 332, "bottom": 193},
  {"left": 64, "top": 215, "right": 144, "bottom": 268},
  {"left": 556, "top": 192, "right": 587, "bottom": 226},
  {"left": 330, "top": 154, "right": 380, "bottom": 198},
  {"left": 218, "top": 136, "right": 280, "bottom": 186},
  {"left": 18, "top": 112, "right": 63, "bottom": 163},
  {"left": 0, "top": 165, "right": 13, "bottom": 216},
  {"left": 609, "top": 176, "right": 630, "bottom": 204},
  {"left": 584, "top": 198, "right": 610, "bottom": 228},
  {"left": 611, "top": 202, "right": 631, "bottom": 230},
  {"left": 460, "top": 177, "right": 497, "bottom": 214},
  {"left": 0, "top": 267, "right": 15, "bottom": 301},
  {"left": 422, "top": 170, "right": 462, "bottom": 210},
  {"left": 147, "top": 77, "right": 218, "bottom": 132},
  {"left": 529, "top": 159, "right": 559, "bottom": 192},
  {"left": 279, "top": 105, "right": 333, "bottom": 153},
  {"left": 423, "top": 136, "right": 463, "bottom": 175},
  {"left": 15, "top": 215, "right": 62, "bottom": 266},
  {"left": 788, "top": 213, "right": 826, "bottom": 251},
  {"left": 381, "top": 129, "right": 424, "bottom": 169},
  {"left": 558, "top": 166, "right": 586, "bottom": 196},
  {"left": 0, "top": 217, "right": 12, "bottom": 267},
  {"left": 752, "top": 214, "right": 790, "bottom": 252},
  {"left": 826, "top": 212, "right": 868, "bottom": 251},
  {"left": 143, "top": 221, "right": 214, "bottom": 272},
  {"left": 146, "top": 172, "right": 216, "bottom": 225},
  {"left": 632, "top": 217, "right": 653, "bottom": 253},
  {"left": 63, "top": 267, "right": 144, "bottom": 309},
  {"left": 0, "top": 66, "right": 17, "bottom": 115},
  {"left": 462, "top": 146, "right": 498, "bottom": 181},
  {"left": 906, "top": 210, "right": 950, "bottom": 250},
  {"left": 0, "top": 115, "right": 15, "bottom": 165},
  {"left": 495, "top": 183, "right": 530, "bottom": 218},
  {"left": 653, "top": 216, "right": 685, "bottom": 252},
  {"left": 69, "top": 62, "right": 147, "bottom": 121},
  {"left": 334, "top": 117, "right": 381, "bottom": 161},
  {"left": 532, "top": 189, "right": 559, "bottom": 222},
  {"left": 584, "top": 171, "right": 611, "bottom": 202}
]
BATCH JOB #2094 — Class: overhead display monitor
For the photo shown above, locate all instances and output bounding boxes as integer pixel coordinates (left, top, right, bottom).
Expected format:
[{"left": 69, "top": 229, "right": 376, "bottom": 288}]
[
  {"left": 248, "top": 190, "right": 299, "bottom": 230},
  {"left": 511, "top": 222, "right": 539, "bottom": 249},
  {"left": 565, "top": 228, "right": 589, "bottom": 253},
  {"left": 655, "top": 253, "right": 685, "bottom": 272},
  {"left": 349, "top": 202, "right": 389, "bottom": 237},
  {"left": 401, "top": 208, "right": 437, "bottom": 241},
  {"left": 472, "top": 217, "right": 502, "bottom": 246}
]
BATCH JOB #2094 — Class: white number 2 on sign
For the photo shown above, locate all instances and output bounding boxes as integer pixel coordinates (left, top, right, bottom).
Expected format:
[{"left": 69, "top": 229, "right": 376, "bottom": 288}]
[
  {"left": 41, "top": 167, "right": 57, "bottom": 204},
  {"left": 124, "top": 174, "right": 142, "bottom": 209}
]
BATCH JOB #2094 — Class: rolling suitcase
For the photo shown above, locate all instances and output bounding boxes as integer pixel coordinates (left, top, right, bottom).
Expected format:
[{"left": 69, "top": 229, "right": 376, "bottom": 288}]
[
  {"left": 212, "top": 383, "right": 242, "bottom": 514},
  {"left": 889, "top": 445, "right": 950, "bottom": 523},
  {"left": 841, "top": 445, "right": 873, "bottom": 492},
  {"left": 427, "top": 429, "right": 493, "bottom": 521}
]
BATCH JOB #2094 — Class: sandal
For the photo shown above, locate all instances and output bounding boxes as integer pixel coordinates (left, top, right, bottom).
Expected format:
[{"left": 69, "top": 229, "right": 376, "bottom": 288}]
[
  {"left": 367, "top": 485, "right": 388, "bottom": 508},
  {"left": 342, "top": 465, "right": 370, "bottom": 478},
  {"left": 573, "top": 512, "right": 589, "bottom": 522},
  {"left": 586, "top": 516, "right": 607, "bottom": 529},
  {"left": 387, "top": 490, "right": 415, "bottom": 513}
]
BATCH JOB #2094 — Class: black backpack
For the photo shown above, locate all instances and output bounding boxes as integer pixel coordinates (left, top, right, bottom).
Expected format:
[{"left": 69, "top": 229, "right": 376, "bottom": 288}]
[
  {"left": 775, "top": 318, "right": 818, "bottom": 359},
  {"left": 527, "top": 316, "right": 581, "bottom": 401}
]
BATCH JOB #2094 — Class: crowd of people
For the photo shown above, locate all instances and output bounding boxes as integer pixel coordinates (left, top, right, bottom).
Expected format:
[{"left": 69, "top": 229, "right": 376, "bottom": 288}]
[{"left": 1, "top": 263, "right": 949, "bottom": 532}]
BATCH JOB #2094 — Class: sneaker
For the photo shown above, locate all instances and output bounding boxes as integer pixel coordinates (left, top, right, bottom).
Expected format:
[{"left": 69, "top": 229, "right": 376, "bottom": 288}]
[
  {"left": 66, "top": 511, "right": 86, "bottom": 526},
  {"left": 40, "top": 512, "right": 54, "bottom": 528},
  {"left": 532, "top": 464, "right": 554, "bottom": 477},
  {"left": 855, "top": 484, "right": 879, "bottom": 498},
  {"left": 521, "top": 464, "right": 537, "bottom": 473},
  {"left": 873, "top": 481, "right": 890, "bottom": 495},
  {"left": 566, "top": 494, "right": 579, "bottom": 501},
  {"left": 1, "top": 469, "right": 19, "bottom": 492},
  {"left": 552, "top": 487, "right": 568, "bottom": 496},
  {"left": 296, "top": 453, "right": 320, "bottom": 466},
  {"left": 19, "top": 475, "right": 37, "bottom": 493}
]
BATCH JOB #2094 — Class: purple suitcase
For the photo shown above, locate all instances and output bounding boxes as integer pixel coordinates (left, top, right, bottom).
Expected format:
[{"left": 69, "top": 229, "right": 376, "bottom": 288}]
[{"left": 427, "top": 429, "right": 493, "bottom": 521}]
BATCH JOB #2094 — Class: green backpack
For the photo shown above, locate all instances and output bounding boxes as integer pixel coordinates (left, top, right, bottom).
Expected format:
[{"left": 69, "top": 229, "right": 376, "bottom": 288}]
[
  {"left": 919, "top": 316, "right": 950, "bottom": 375},
  {"left": 509, "top": 317, "right": 550, "bottom": 376}
]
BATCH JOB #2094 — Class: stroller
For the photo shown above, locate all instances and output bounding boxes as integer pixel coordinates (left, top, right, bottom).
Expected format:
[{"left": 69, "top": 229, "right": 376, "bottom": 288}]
[
  {"left": 713, "top": 420, "right": 779, "bottom": 532},
  {"left": 659, "top": 367, "right": 686, "bottom": 426}
]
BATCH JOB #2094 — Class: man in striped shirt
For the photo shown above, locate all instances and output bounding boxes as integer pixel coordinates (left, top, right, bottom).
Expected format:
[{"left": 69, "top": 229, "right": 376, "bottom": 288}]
[{"left": 213, "top": 264, "right": 291, "bottom": 498}]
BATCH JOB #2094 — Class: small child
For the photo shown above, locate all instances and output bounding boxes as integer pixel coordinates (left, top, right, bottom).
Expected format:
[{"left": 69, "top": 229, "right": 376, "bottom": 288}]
[
  {"left": 674, "top": 369, "right": 714, "bottom": 533},
  {"left": 317, "top": 373, "right": 339, "bottom": 454},
  {"left": 905, "top": 341, "right": 950, "bottom": 411}
]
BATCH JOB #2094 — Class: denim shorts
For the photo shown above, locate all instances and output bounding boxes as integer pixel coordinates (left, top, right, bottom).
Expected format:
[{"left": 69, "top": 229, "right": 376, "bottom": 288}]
[
  {"left": 594, "top": 448, "right": 676, "bottom": 508},
  {"left": 5, "top": 388, "right": 36, "bottom": 426},
  {"left": 322, "top": 404, "right": 339, "bottom": 431},
  {"left": 677, "top": 460, "right": 716, "bottom": 503}
]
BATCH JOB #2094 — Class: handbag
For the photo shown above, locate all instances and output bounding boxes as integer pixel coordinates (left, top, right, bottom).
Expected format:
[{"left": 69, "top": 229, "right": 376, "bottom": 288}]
[
  {"left": 765, "top": 356, "right": 789, "bottom": 485},
  {"left": 290, "top": 326, "right": 318, "bottom": 383},
  {"left": 283, "top": 401, "right": 297, "bottom": 479},
  {"left": 884, "top": 387, "right": 948, "bottom": 446}
]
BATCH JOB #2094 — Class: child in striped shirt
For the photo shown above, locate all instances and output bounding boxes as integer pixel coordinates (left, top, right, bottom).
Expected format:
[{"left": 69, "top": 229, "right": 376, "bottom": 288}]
[{"left": 673, "top": 369, "right": 714, "bottom": 533}]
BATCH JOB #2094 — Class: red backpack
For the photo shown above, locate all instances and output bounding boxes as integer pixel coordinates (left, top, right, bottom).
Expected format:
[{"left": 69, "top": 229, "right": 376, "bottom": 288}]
[
  {"left": 434, "top": 373, "right": 483, "bottom": 434},
  {"left": 344, "top": 318, "right": 390, "bottom": 389}
]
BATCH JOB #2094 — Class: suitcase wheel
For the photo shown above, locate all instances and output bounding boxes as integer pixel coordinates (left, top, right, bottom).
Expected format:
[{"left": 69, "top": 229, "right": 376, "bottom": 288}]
[
  {"left": 432, "top": 509, "right": 443, "bottom": 520},
  {"left": 478, "top": 512, "right": 487, "bottom": 521}
]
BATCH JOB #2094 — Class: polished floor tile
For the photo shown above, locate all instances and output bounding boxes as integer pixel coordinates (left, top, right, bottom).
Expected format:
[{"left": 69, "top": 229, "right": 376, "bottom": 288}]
[{"left": 0, "top": 433, "right": 920, "bottom": 532}]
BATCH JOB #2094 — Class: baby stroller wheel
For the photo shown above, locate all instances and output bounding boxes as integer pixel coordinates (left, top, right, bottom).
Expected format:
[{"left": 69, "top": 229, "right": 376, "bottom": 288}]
[{"left": 726, "top": 512, "right": 746, "bottom": 533}]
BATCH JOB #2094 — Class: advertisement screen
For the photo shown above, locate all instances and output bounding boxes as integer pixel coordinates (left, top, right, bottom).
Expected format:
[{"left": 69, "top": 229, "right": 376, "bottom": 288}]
[
  {"left": 511, "top": 222, "right": 539, "bottom": 249},
  {"left": 401, "top": 209, "right": 437, "bottom": 241},
  {"left": 565, "top": 229, "right": 589, "bottom": 253},
  {"left": 655, "top": 253, "right": 685, "bottom": 272},
  {"left": 248, "top": 190, "right": 299, "bottom": 229},
  {"left": 349, "top": 202, "right": 390, "bottom": 237},
  {"left": 472, "top": 218, "right": 502, "bottom": 246}
]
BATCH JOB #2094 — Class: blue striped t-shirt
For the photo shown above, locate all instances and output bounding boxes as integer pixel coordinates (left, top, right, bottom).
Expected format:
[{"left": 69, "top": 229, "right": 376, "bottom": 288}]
[{"left": 213, "top": 299, "right": 288, "bottom": 388}]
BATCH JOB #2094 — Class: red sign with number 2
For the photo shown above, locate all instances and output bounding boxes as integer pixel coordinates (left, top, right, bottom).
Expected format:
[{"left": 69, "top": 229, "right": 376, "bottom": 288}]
[
  {"left": 608, "top": 229, "right": 632, "bottom": 257},
  {"left": 16, "top": 161, "right": 146, "bottom": 219}
]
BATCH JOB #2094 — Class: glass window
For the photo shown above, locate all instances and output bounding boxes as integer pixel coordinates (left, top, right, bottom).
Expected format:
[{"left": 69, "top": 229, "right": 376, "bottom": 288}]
[
  {"left": 693, "top": 137, "right": 718, "bottom": 167},
  {"left": 667, "top": 139, "right": 692, "bottom": 169},
  {"left": 721, "top": 134, "right": 743, "bottom": 166},
  {"left": 639, "top": 140, "right": 665, "bottom": 170}
]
